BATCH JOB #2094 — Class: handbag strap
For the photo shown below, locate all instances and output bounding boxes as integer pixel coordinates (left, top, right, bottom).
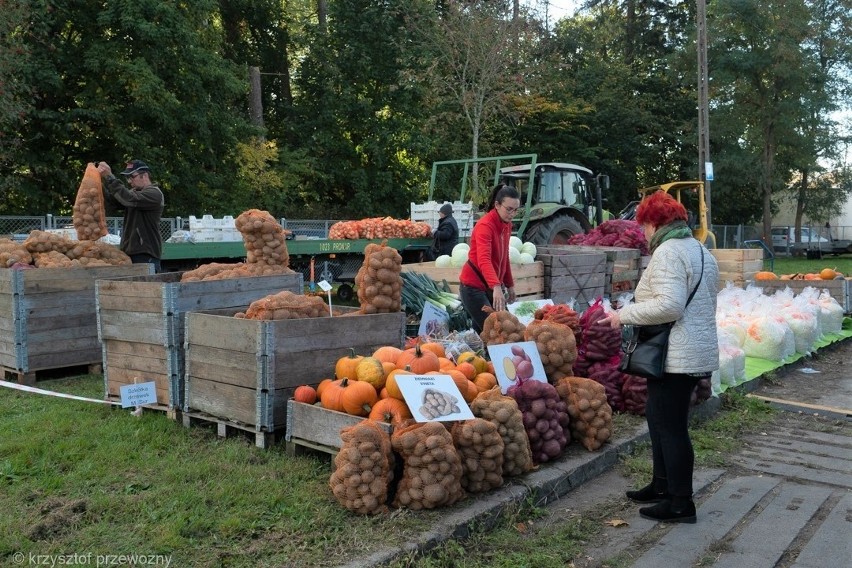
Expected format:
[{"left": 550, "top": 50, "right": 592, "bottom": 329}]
[
  {"left": 684, "top": 244, "right": 705, "bottom": 309},
  {"left": 466, "top": 260, "right": 491, "bottom": 290}
]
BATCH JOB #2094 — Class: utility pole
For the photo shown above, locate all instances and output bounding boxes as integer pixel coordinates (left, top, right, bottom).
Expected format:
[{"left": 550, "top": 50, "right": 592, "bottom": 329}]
[
  {"left": 249, "top": 66, "right": 265, "bottom": 137},
  {"left": 697, "top": 0, "right": 711, "bottom": 223}
]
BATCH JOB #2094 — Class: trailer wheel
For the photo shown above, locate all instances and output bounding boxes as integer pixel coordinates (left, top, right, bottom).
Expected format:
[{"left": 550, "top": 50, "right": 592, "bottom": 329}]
[
  {"left": 337, "top": 283, "right": 354, "bottom": 302},
  {"left": 526, "top": 214, "right": 585, "bottom": 246}
]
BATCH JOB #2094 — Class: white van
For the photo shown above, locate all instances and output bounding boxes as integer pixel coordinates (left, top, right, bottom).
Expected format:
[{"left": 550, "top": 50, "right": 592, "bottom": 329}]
[{"left": 770, "top": 226, "right": 830, "bottom": 250}]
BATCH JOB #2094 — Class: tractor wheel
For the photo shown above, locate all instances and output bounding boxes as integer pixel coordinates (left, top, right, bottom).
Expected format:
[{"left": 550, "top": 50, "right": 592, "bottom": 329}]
[{"left": 526, "top": 215, "right": 585, "bottom": 246}]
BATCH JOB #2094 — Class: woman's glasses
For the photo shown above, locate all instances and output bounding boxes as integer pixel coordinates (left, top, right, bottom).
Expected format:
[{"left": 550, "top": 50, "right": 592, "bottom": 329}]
[{"left": 499, "top": 203, "right": 519, "bottom": 215}]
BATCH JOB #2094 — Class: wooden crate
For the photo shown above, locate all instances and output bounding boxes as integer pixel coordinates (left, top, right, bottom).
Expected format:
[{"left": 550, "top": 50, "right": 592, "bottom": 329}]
[
  {"left": 535, "top": 250, "right": 607, "bottom": 312},
  {"left": 0, "top": 265, "right": 152, "bottom": 382},
  {"left": 183, "top": 308, "right": 405, "bottom": 432},
  {"left": 400, "top": 261, "right": 544, "bottom": 300},
  {"left": 538, "top": 245, "right": 642, "bottom": 296},
  {"left": 97, "top": 272, "right": 303, "bottom": 409},
  {"left": 711, "top": 249, "right": 765, "bottom": 289},
  {"left": 285, "top": 400, "right": 392, "bottom": 457}
]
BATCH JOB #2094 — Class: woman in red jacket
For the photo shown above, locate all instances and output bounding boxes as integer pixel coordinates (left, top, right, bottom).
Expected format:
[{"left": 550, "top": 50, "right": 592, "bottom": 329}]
[{"left": 459, "top": 184, "right": 521, "bottom": 332}]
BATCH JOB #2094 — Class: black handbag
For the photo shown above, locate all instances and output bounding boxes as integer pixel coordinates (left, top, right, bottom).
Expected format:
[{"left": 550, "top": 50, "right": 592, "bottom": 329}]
[{"left": 619, "top": 246, "right": 704, "bottom": 380}]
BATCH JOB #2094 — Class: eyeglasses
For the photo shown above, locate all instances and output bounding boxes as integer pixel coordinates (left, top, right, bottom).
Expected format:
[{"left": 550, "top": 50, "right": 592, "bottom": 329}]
[
  {"left": 127, "top": 172, "right": 142, "bottom": 180},
  {"left": 498, "top": 203, "right": 519, "bottom": 215}
]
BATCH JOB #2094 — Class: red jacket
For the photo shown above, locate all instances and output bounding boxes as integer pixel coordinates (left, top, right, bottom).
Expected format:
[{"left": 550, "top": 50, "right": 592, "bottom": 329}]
[{"left": 459, "top": 208, "right": 514, "bottom": 291}]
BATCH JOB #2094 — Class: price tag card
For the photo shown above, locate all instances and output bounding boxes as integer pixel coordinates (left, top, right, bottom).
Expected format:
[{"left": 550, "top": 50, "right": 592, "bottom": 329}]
[
  {"left": 317, "top": 280, "right": 332, "bottom": 292},
  {"left": 397, "top": 374, "right": 475, "bottom": 422},
  {"left": 119, "top": 382, "right": 157, "bottom": 408},
  {"left": 418, "top": 301, "right": 450, "bottom": 337},
  {"left": 486, "top": 341, "right": 547, "bottom": 394}
]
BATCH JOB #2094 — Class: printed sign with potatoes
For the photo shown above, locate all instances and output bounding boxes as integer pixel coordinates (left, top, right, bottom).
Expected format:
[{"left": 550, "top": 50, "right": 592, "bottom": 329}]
[
  {"left": 487, "top": 341, "right": 548, "bottom": 394},
  {"left": 396, "top": 374, "right": 475, "bottom": 423}
]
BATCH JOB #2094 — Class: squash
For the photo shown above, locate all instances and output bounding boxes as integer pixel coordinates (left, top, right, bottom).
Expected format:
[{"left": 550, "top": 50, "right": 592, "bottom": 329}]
[
  {"left": 820, "top": 268, "right": 839, "bottom": 280},
  {"left": 293, "top": 385, "right": 317, "bottom": 404},
  {"left": 385, "top": 366, "right": 414, "bottom": 400},
  {"left": 335, "top": 348, "right": 363, "bottom": 380},
  {"left": 396, "top": 343, "right": 440, "bottom": 374},
  {"left": 419, "top": 341, "right": 446, "bottom": 359},
  {"left": 320, "top": 377, "right": 377, "bottom": 416},
  {"left": 473, "top": 372, "right": 498, "bottom": 392},
  {"left": 368, "top": 398, "right": 412, "bottom": 428},
  {"left": 457, "top": 351, "right": 488, "bottom": 374},
  {"left": 355, "top": 356, "right": 386, "bottom": 391},
  {"left": 316, "top": 378, "right": 334, "bottom": 399},
  {"left": 455, "top": 361, "right": 477, "bottom": 381},
  {"left": 372, "top": 345, "right": 402, "bottom": 364},
  {"left": 754, "top": 271, "right": 778, "bottom": 280}
]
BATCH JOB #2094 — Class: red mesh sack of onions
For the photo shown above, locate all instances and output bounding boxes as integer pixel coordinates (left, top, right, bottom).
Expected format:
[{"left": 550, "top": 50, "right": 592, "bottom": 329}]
[
  {"left": 567, "top": 220, "right": 649, "bottom": 255},
  {"left": 507, "top": 376, "right": 570, "bottom": 464}
]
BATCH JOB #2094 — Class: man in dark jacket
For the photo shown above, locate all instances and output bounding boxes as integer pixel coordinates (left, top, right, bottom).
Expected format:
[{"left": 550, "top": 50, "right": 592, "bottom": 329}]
[
  {"left": 425, "top": 203, "right": 459, "bottom": 261},
  {"left": 96, "top": 159, "right": 165, "bottom": 272}
]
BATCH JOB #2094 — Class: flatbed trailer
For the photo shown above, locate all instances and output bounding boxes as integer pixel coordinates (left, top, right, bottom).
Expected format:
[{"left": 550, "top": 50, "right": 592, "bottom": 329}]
[{"left": 161, "top": 237, "right": 432, "bottom": 299}]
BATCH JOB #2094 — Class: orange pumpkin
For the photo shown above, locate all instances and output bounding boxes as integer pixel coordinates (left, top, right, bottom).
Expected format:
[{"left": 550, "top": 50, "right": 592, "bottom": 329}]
[
  {"left": 335, "top": 348, "right": 363, "bottom": 380},
  {"left": 803, "top": 273, "right": 821, "bottom": 280},
  {"left": 355, "top": 356, "right": 386, "bottom": 390},
  {"left": 379, "top": 387, "right": 390, "bottom": 399},
  {"left": 320, "top": 377, "right": 377, "bottom": 416},
  {"left": 316, "top": 378, "right": 334, "bottom": 399},
  {"left": 396, "top": 344, "right": 440, "bottom": 374},
  {"left": 473, "top": 372, "right": 498, "bottom": 392},
  {"left": 372, "top": 345, "right": 402, "bottom": 364},
  {"left": 754, "top": 271, "right": 778, "bottom": 280},
  {"left": 381, "top": 361, "right": 396, "bottom": 378},
  {"left": 820, "top": 268, "right": 838, "bottom": 280},
  {"left": 455, "top": 361, "right": 477, "bottom": 381},
  {"left": 464, "top": 379, "right": 479, "bottom": 403},
  {"left": 419, "top": 341, "right": 446, "bottom": 359},
  {"left": 385, "top": 366, "right": 414, "bottom": 400},
  {"left": 369, "top": 398, "right": 412, "bottom": 428},
  {"left": 457, "top": 351, "right": 488, "bottom": 374},
  {"left": 438, "top": 356, "right": 455, "bottom": 371},
  {"left": 293, "top": 385, "right": 317, "bottom": 404}
]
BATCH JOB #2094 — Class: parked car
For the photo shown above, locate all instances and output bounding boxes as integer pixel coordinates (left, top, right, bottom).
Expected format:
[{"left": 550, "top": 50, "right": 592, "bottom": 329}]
[{"left": 770, "top": 227, "right": 830, "bottom": 250}]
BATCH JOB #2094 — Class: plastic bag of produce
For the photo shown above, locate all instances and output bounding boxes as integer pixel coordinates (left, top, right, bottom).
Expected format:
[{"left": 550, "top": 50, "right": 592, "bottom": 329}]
[
  {"left": 742, "top": 315, "right": 794, "bottom": 361},
  {"left": 391, "top": 421, "right": 464, "bottom": 510},
  {"left": 329, "top": 420, "right": 395, "bottom": 515}
]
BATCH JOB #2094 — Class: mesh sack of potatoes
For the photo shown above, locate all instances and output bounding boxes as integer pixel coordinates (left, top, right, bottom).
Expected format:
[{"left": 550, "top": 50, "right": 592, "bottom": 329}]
[
  {"left": 479, "top": 310, "right": 525, "bottom": 347},
  {"left": 554, "top": 376, "right": 612, "bottom": 451},
  {"left": 533, "top": 303, "right": 581, "bottom": 337},
  {"left": 180, "top": 262, "right": 294, "bottom": 282},
  {"left": 72, "top": 163, "right": 108, "bottom": 241},
  {"left": 450, "top": 418, "right": 504, "bottom": 493},
  {"left": 469, "top": 387, "right": 534, "bottom": 477},
  {"left": 179, "top": 262, "right": 245, "bottom": 282},
  {"left": 0, "top": 239, "right": 33, "bottom": 267},
  {"left": 328, "top": 420, "right": 395, "bottom": 515},
  {"left": 523, "top": 318, "right": 577, "bottom": 382},
  {"left": 236, "top": 290, "right": 328, "bottom": 320},
  {"left": 23, "top": 231, "right": 76, "bottom": 255},
  {"left": 33, "top": 250, "right": 75, "bottom": 268},
  {"left": 65, "top": 240, "right": 131, "bottom": 265},
  {"left": 391, "top": 421, "right": 465, "bottom": 510},
  {"left": 235, "top": 209, "right": 290, "bottom": 267},
  {"left": 355, "top": 241, "right": 402, "bottom": 314}
]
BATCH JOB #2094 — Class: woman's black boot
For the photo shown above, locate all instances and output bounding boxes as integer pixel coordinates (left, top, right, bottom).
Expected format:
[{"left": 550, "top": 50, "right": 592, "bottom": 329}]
[
  {"left": 639, "top": 497, "right": 697, "bottom": 524},
  {"left": 626, "top": 478, "right": 669, "bottom": 503}
]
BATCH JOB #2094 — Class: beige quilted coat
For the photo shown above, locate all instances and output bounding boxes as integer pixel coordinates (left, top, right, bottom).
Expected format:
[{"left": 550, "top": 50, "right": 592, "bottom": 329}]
[{"left": 618, "top": 237, "right": 720, "bottom": 375}]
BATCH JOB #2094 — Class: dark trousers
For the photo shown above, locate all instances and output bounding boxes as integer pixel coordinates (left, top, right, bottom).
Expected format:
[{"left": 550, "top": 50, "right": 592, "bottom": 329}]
[
  {"left": 459, "top": 284, "right": 493, "bottom": 333},
  {"left": 645, "top": 373, "right": 702, "bottom": 498},
  {"left": 130, "top": 253, "right": 161, "bottom": 274}
]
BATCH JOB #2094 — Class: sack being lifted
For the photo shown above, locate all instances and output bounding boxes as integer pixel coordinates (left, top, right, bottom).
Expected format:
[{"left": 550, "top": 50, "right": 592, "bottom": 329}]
[{"left": 73, "top": 163, "right": 109, "bottom": 241}]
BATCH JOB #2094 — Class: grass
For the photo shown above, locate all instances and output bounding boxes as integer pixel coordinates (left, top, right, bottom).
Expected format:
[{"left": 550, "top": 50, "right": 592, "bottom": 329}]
[{"left": 768, "top": 256, "right": 852, "bottom": 276}]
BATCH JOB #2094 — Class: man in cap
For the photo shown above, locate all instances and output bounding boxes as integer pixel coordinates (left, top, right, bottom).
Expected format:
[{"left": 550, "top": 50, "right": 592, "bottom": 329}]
[
  {"left": 96, "top": 159, "right": 165, "bottom": 272},
  {"left": 424, "top": 202, "right": 459, "bottom": 261}
]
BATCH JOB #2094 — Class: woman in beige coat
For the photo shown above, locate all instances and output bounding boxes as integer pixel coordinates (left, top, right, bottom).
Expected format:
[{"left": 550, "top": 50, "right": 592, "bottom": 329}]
[{"left": 601, "top": 190, "right": 719, "bottom": 523}]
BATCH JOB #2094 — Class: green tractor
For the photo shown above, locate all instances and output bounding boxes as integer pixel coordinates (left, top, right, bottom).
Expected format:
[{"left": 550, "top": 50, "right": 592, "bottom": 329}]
[{"left": 427, "top": 154, "right": 610, "bottom": 246}]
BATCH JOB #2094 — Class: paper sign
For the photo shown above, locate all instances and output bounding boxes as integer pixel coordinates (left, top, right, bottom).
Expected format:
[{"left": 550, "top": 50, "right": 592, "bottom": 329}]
[
  {"left": 397, "top": 374, "right": 475, "bottom": 422},
  {"left": 508, "top": 298, "right": 553, "bottom": 326},
  {"left": 419, "top": 301, "right": 450, "bottom": 337},
  {"left": 705, "top": 162, "right": 714, "bottom": 181},
  {"left": 317, "top": 280, "right": 332, "bottom": 292},
  {"left": 487, "top": 341, "right": 548, "bottom": 394},
  {"left": 119, "top": 382, "right": 157, "bottom": 408}
]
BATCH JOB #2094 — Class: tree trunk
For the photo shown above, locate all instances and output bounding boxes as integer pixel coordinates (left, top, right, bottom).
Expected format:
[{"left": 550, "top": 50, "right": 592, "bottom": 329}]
[
  {"left": 318, "top": 0, "right": 327, "bottom": 32},
  {"left": 760, "top": 124, "right": 776, "bottom": 247},
  {"left": 795, "top": 169, "right": 808, "bottom": 243}
]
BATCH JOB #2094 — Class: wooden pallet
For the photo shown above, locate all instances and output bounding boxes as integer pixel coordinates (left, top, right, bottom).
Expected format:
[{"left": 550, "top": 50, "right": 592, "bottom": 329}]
[
  {"left": 2, "top": 362, "right": 102, "bottom": 386},
  {"left": 181, "top": 410, "right": 279, "bottom": 449}
]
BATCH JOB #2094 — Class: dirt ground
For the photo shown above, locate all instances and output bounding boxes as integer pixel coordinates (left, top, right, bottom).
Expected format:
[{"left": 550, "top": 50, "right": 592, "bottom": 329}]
[{"left": 749, "top": 337, "right": 852, "bottom": 418}]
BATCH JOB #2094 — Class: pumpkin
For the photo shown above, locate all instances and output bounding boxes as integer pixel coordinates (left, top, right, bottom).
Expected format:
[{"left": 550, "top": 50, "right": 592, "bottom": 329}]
[
  {"left": 754, "top": 271, "right": 778, "bottom": 280},
  {"left": 293, "top": 385, "right": 317, "bottom": 404},
  {"left": 803, "top": 273, "right": 821, "bottom": 280},
  {"left": 368, "top": 397, "right": 412, "bottom": 428},
  {"left": 372, "top": 345, "right": 402, "bottom": 364},
  {"left": 473, "top": 372, "right": 498, "bottom": 392},
  {"left": 820, "top": 268, "right": 838, "bottom": 280},
  {"left": 464, "top": 379, "right": 480, "bottom": 403},
  {"left": 381, "top": 361, "right": 396, "bottom": 378},
  {"left": 455, "top": 361, "right": 477, "bottom": 381},
  {"left": 457, "top": 351, "right": 488, "bottom": 374},
  {"left": 320, "top": 377, "right": 377, "bottom": 416},
  {"left": 396, "top": 343, "right": 440, "bottom": 374},
  {"left": 316, "top": 378, "right": 334, "bottom": 399},
  {"left": 438, "top": 356, "right": 455, "bottom": 371},
  {"left": 385, "top": 366, "right": 414, "bottom": 400},
  {"left": 419, "top": 341, "right": 446, "bottom": 359},
  {"left": 355, "top": 356, "right": 386, "bottom": 390},
  {"left": 335, "top": 348, "right": 363, "bottom": 380}
]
